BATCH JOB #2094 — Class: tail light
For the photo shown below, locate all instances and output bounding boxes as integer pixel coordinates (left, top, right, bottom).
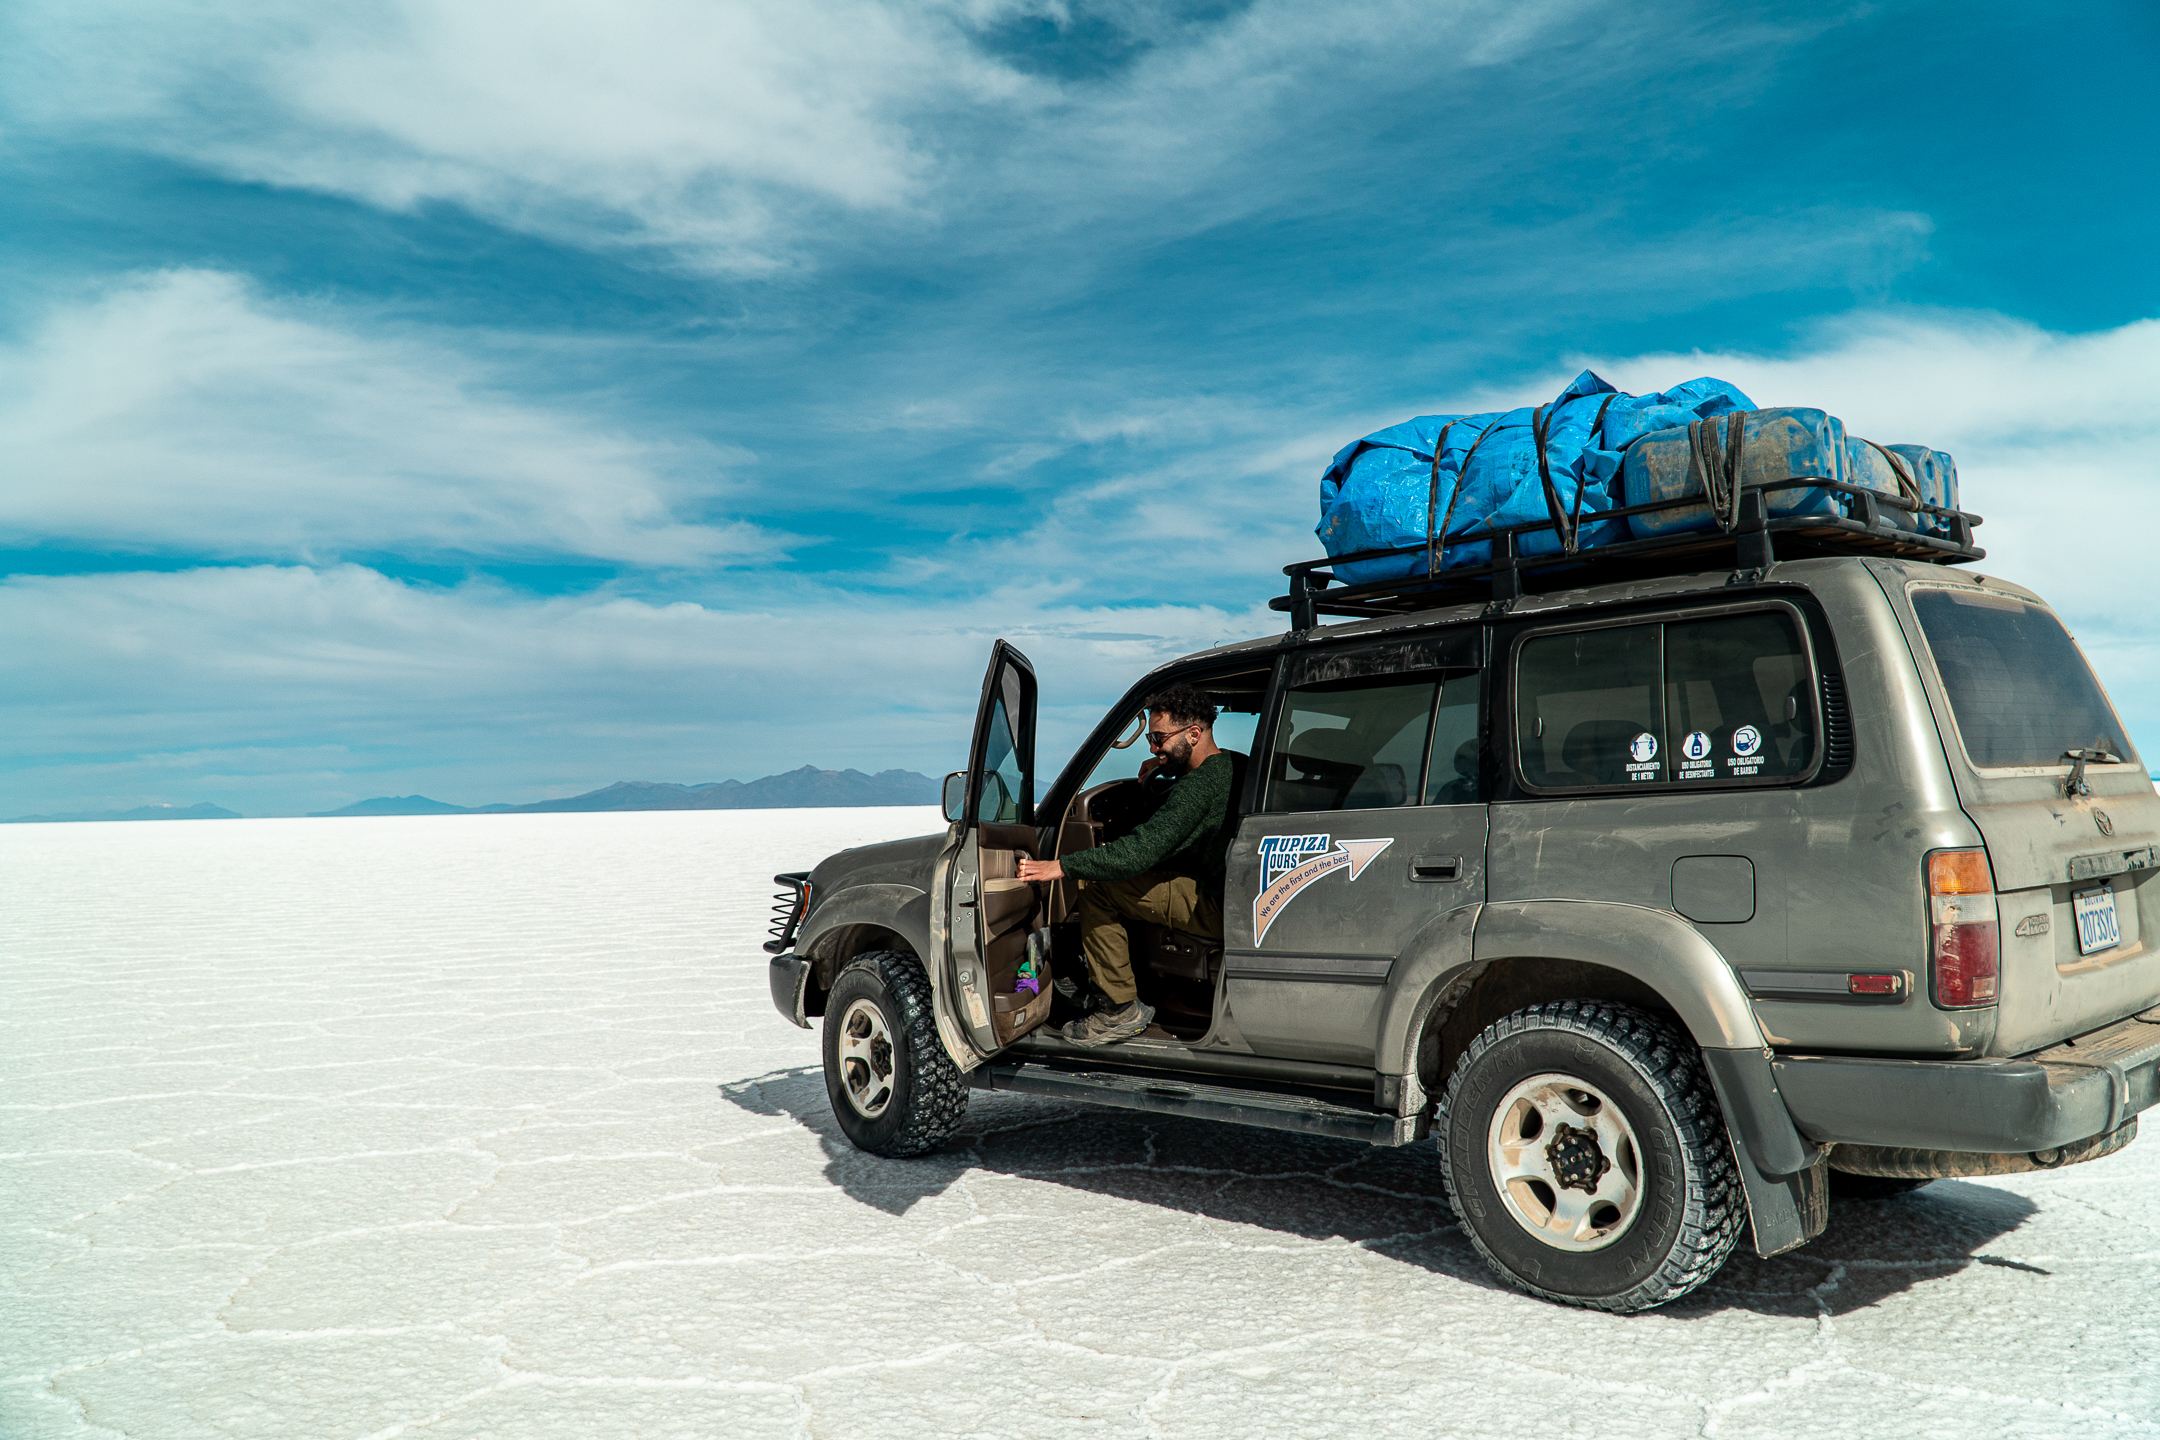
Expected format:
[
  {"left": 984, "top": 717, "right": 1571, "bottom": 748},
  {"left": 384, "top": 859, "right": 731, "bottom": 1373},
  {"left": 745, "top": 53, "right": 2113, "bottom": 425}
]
[{"left": 1927, "top": 849, "right": 1998, "bottom": 1008}]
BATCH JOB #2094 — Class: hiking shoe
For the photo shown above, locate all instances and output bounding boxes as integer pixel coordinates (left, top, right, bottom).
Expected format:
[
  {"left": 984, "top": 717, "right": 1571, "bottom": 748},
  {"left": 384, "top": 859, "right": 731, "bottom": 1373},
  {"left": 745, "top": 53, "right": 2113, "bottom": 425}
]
[{"left": 1063, "top": 1000, "right": 1154, "bottom": 1047}]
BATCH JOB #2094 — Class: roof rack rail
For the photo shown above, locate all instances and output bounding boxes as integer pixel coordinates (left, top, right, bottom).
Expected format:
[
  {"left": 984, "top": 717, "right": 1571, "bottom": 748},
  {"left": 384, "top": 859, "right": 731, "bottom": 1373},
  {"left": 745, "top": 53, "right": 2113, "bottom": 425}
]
[{"left": 1274, "top": 478, "right": 1983, "bottom": 629}]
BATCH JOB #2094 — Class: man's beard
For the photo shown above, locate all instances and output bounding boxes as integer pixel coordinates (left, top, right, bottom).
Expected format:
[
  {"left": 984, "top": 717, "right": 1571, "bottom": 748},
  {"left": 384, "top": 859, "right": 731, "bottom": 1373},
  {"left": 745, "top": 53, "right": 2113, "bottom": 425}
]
[{"left": 1161, "top": 736, "right": 1195, "bottom": 774}]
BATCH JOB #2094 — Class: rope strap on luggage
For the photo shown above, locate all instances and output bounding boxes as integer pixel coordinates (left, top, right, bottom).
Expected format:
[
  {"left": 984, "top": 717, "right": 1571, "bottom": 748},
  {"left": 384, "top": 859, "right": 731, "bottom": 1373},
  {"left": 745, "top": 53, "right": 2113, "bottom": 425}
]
[
  {"left": 1864, "top": 439, "right": 1925, "bottom": 511},
  {"left": 1686, "top": 411, "right": 1749, "bottom": 532},
  {"left": 1426, "top": 415, "right": 1504, "bottom": 577},
  {"left": 1422, "top": 418, "right": 1463, "bottom": 577},
  {"left": 1532, "top": 392, "right": 1618, "bottom": 556}
]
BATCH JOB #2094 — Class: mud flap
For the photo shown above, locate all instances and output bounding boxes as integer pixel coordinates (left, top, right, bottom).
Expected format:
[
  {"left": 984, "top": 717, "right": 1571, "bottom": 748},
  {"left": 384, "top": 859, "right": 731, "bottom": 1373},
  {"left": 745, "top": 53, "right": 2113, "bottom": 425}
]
[
  {"left": 1727, "top": 1137, "right": 1830, "bottom": 1257},
  {"left": 1702, "top": 1045, "right": 1830, "bottom": 1257}
]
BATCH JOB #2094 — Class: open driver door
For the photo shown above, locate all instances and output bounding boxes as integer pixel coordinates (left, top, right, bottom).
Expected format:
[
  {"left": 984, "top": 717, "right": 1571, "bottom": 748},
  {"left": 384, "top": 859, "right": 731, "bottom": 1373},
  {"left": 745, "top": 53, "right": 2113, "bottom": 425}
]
[{"left": 937, "top": 640, "right": 1055, "bottom": 1057}]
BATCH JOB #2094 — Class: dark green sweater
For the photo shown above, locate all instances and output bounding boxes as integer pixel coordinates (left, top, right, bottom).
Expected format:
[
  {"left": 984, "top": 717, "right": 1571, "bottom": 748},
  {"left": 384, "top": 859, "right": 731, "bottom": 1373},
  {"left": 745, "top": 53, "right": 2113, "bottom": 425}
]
[{"left": 1062, "top": 752, "right": 1243, "bottom": 899}]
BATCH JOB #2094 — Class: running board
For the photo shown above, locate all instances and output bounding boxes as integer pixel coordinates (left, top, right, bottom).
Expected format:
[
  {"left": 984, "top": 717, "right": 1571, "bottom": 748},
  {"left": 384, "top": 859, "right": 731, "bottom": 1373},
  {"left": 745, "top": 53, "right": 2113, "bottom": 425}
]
[{"left": 968, "top": 1062, "right": 1430, "bottom": 1147}]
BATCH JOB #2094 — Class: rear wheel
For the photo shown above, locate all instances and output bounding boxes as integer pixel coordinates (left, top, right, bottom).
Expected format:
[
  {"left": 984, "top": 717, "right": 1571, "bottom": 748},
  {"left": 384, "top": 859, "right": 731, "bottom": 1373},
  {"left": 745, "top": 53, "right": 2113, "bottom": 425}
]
[
  {"left": 821, "top": 951, "right": 966, "bottom": 1157},
  {"left": 1439, "top": 1001, "right": 1744, "bottom": 1313}
]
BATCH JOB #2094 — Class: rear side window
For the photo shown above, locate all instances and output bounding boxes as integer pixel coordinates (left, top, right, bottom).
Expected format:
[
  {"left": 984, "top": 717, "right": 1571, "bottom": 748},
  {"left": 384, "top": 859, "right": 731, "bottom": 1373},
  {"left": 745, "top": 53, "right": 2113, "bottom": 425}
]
[
  {"left": 1424, "top": 673, "right": 1484, "bottom": 805},
  {"left": 1517, "top": 627, "right": 1663, "bottom": 787},
  {"left": 1911, "top": 588, "right": 2133, "bottom": 769},
  {"left": 1266, "top": 676, "right": 1438, "bottom": 812},
  {"left": 1516, "top": 610, "right": 1816, "bottom": 791}
]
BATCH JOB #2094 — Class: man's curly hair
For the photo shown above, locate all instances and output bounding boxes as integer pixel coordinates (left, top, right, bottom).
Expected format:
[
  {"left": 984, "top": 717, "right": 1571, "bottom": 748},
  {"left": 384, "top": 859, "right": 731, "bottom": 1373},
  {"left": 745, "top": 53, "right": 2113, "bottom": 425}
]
[{"left": 1144, "top": 684, "right": 1217, "bottom": 730}]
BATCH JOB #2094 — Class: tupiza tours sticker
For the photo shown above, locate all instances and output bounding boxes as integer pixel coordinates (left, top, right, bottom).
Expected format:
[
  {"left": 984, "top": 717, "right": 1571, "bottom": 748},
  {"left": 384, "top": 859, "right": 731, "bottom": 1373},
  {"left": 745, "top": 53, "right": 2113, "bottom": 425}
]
[{"left": 1253, "top": 833, "right": 1395, "bottom": 943}]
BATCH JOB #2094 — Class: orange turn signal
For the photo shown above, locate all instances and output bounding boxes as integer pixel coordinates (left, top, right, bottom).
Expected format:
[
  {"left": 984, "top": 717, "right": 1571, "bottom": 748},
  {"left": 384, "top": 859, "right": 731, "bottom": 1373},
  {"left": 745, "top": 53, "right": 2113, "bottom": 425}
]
[{"left": 1927, "top": 849, "right": 1994, "bottom": 895}]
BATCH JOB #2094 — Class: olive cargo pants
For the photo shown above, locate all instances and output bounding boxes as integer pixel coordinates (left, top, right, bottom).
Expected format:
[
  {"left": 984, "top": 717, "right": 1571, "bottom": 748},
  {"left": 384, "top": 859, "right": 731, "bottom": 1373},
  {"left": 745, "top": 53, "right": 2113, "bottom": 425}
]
[{"left": 1076, "top": 871, "right": 1224, "bottom": 1006}]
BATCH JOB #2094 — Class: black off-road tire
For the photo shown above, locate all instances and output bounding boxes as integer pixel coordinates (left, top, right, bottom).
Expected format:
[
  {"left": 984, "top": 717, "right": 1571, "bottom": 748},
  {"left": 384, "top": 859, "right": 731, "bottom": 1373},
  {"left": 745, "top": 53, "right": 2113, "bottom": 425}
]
[
  {"left": 1439, "top": 1001, "right": 1746, "bottom": 1313},
  {"left": 1828, "top": 1171, "right": 1934, "bottom": 1200},
  {"left": 822, "top": 951, "right": 966, "bottom": 1157}
]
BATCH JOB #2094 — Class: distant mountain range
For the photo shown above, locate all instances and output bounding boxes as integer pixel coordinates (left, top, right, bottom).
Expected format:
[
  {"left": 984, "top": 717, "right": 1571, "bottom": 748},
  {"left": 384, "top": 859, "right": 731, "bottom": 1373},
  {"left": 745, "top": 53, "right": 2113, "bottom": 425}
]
[
  {"left": 2, "top": 767, "right": 940, "bottom": 825},
  {"left": 2, "top": 802, "right": 240, "bottom": 824},
  {"left": 309, "top": 766, "right": 940, "bottom": 817}
]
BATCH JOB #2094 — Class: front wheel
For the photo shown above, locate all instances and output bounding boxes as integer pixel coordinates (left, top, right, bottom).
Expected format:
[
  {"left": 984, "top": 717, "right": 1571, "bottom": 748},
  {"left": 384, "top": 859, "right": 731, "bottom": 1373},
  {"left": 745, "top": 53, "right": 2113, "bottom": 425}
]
[
  {"left": 821, "top": 951, "right": 966, "bottom": 1157},
  {"left": 1439, "top": 1001, "right": 1744, "bottom": 1313}
]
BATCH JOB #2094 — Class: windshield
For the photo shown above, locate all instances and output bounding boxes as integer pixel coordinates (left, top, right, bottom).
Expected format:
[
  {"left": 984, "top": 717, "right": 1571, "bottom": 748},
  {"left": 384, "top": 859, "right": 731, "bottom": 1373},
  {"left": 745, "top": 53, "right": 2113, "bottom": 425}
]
[{"left": 1910, "top": 587, "right": 2134, "bottom": 770}]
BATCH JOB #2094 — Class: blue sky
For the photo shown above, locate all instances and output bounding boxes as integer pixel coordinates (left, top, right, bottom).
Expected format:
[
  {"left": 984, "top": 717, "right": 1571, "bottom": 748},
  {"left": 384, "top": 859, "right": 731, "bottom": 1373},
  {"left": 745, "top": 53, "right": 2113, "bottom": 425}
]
[{"left": 3, "top": 0, "right": 2157, "bottom": 815}]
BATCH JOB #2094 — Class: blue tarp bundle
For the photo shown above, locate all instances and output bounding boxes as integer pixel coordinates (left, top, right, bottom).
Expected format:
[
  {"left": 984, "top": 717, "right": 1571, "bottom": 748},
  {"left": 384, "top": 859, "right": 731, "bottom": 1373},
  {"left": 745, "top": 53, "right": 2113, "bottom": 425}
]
[
  {"left": 1316, "top": 370, "right": 1754, "bottom": 584},
  {"left": 1315, "top": 370, "right": 1963, "bottom": 581}
]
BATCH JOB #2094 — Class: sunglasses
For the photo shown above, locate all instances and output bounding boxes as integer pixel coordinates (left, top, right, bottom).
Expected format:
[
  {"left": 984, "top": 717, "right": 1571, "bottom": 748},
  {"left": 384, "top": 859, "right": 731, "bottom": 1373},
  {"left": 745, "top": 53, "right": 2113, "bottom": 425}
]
[{"left": 1146, "top": 726, "right": 1195, "bottom": 747}]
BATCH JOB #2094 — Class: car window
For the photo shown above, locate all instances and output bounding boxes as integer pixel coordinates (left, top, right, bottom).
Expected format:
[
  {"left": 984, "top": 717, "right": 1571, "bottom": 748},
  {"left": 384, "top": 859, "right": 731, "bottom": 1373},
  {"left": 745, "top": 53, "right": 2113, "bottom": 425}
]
[
  {"left": 981, "top": 696, "right": 1025, "bottom": 822},
  {"left": 1517, "top": 625, "right": 1663, "bottom": 787},
  {"left": 1516, "top": 610, "right": 1816, "bottom": 791},
  {"left": 1083, "top": 710, "right": 1260, "bottom": 789},
  {"left": 1664, "top": 612, "right": 1814, "bottom": 782},
  {"left": 1423, "top": 672, "right": 1484, "bottom": 805},
  {"left": 1266, "top": 676, "right": 1438, "bottom": 812},
  {"left": 1910, "top": 588, "right": 2134, "bottom": 769}
]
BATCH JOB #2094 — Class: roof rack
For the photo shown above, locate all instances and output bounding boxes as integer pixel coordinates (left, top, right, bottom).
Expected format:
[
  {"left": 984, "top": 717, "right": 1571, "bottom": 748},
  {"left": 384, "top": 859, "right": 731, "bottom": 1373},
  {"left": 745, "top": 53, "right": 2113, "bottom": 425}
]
[{"left": 1272, "top": 478, "right": 1983, "bottom": 629}]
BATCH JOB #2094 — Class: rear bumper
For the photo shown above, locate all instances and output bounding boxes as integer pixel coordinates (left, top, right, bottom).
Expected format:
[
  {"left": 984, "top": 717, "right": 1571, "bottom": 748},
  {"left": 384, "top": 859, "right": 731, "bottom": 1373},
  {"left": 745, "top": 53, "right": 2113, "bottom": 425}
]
[
  {"left": 1773, "top": 1008, "right": 2160, "bottom": 1153},
  {"left": 768, "top": 952, "right": 811, "bottom": 1029}
]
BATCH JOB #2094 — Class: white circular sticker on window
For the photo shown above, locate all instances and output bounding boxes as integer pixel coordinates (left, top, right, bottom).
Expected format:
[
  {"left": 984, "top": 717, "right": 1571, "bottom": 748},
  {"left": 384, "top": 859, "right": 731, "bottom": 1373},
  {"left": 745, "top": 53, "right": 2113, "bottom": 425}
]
[
  {"left": 1630, "top": 732, "right": 1659, "bottom": 763},
  {"left": 1682, "top": 730, "right": 1712, "bottom": 761},
  {"left": 1732, "top": 725, "right": 1763, "bottom": 758}
]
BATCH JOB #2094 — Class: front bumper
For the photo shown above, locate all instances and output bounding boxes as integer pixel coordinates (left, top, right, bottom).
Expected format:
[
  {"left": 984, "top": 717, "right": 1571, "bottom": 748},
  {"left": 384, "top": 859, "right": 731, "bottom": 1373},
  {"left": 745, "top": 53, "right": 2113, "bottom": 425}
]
[
  {"left": 768, "top": 952, "right": 811, "bottom": 1029},
  {"left": 1774, "top": 1007, "right": 2160, "bottom": 1153}
]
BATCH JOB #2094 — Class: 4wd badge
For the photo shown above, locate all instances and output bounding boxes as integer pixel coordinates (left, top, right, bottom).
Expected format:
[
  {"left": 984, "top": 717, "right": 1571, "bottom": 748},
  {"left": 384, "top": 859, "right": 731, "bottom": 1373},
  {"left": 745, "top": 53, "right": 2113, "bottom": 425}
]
[{"left": 1253, "top": 834, "right": 1395, "bottom": 943}]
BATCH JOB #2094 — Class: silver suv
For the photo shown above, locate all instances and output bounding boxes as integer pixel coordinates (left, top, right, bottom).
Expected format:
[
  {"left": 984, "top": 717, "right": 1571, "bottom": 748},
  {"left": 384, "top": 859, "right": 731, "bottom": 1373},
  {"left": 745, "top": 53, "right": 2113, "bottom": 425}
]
[{"left": 765, "top": 537, "right": 2160, "bottom": 1312}]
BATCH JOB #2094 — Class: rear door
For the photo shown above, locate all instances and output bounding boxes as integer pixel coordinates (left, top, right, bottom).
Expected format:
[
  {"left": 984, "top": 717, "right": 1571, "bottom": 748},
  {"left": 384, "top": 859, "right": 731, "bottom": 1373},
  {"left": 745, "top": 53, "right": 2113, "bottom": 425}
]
[
  {"left": 1885, "top": 573, "right": 2160, "bottom": 1051},
  {"left": 1486, "top": 600, "right": 1819, "bottom": 985},
  {"left": 1223, "top": 629, "right": 1488, "bottom": 1065},
  {"left": 940, "top": 641, "right": 1054, "bottom": 1056}
]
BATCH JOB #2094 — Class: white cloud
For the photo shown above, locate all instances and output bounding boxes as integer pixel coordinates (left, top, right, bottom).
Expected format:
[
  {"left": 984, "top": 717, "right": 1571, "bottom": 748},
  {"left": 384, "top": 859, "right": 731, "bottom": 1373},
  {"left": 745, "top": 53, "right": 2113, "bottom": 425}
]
[
  {"left": 0, "top": 563, "right": 1261, "bottom": 815},
  {"left": 1569, "top": 311, "right": 2160, "bottom": 633},
  {"left": 2, "top": 0, "right": 1706, "bottom": 272},
  {"left": 0, "top": 269, "right": 761, "bottom": 564},
  {"left": 6, "top": 0, "right": 1037, "bottom": 269},
  {"left": 9, "top": 308, "right": 2156, "bottom": 816}
]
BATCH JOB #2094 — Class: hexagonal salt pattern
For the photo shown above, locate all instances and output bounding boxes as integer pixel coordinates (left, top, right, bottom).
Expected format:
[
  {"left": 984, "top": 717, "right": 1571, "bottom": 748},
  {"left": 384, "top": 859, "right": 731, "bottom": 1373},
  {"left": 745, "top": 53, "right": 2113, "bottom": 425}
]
[{"left": 4, "top": 810, "right": 2158, "bottom": 1439}]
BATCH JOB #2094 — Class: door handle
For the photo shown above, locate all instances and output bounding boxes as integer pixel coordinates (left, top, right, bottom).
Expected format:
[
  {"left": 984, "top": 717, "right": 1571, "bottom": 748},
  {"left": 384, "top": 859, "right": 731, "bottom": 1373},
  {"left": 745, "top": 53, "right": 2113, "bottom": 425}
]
[{"left": 1411, "top": 855, "right": 1461, "bottom": 882}]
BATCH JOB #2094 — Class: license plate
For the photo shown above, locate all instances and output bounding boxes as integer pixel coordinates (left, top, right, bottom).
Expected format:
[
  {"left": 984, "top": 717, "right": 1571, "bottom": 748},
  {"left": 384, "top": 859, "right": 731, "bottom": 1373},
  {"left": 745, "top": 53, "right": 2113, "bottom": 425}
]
[{"left": 2073, "top": 883, "right": 2122, "bottom": 956}]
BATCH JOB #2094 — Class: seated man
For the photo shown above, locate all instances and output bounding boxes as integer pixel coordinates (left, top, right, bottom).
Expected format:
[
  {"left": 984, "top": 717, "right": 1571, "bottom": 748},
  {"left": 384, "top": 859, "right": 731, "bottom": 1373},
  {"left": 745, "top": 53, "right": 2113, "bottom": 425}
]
[{"left": 1016, "top": 685, "right": 1244, "bottom": 1046}]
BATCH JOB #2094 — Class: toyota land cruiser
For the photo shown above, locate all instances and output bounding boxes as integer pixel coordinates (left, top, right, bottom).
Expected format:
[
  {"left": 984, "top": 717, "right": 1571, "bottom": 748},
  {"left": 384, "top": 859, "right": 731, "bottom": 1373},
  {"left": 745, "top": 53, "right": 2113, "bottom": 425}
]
[{"left": 764, "top": 495, "right": 2160, "bottom": 1312}]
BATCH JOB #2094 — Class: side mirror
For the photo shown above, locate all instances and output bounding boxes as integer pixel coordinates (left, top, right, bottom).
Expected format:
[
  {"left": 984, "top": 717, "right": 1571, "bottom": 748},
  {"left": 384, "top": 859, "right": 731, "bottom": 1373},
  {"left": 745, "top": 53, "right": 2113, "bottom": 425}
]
[{"left": 941, "top": 771, "right": 967, "bottom": 823}]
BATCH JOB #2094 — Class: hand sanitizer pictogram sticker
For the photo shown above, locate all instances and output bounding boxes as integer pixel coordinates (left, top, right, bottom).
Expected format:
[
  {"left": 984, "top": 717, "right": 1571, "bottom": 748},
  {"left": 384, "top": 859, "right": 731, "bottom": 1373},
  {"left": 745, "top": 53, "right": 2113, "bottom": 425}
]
[{"left": 1680, "top": 729, "right": 1714, "bottom": 778}]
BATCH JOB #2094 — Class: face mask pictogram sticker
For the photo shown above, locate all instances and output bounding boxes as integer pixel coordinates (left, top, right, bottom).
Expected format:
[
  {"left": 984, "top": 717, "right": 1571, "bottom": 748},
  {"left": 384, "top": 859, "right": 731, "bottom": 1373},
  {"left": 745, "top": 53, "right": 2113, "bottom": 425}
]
[{"left": 1725, "top": 724, "right": 1764, "bottom": 776}]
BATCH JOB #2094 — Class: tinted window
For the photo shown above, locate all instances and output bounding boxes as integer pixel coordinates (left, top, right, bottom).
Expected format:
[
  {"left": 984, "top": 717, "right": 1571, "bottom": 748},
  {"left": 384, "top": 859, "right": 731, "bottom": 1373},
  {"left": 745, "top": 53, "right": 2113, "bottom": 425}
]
[
  {"left": 1665, "top": 612, "right": 1814, "bottom": 781},
  {"left": 1516, "top": 611, "right": 1816, "bottom": 791},
  {"left": 1267, "top": 676, "right": 1438, "bottom": 812},
  {"left": 981, "top": 696, "right": 1025, "bottom": 821},
  {"left": 1911, "top": 589, "right": 2132, "bottom": 769},
  {"left": 1423, "top": 672, "right": 1485, "bottom": 804},
  {"left": 1517, "top": 625, "right": 1663, "bottom": 787}
]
